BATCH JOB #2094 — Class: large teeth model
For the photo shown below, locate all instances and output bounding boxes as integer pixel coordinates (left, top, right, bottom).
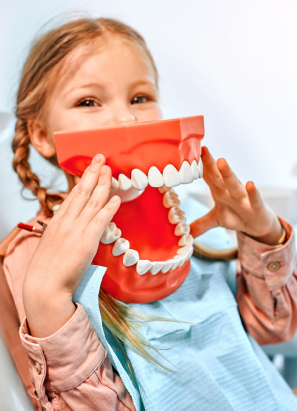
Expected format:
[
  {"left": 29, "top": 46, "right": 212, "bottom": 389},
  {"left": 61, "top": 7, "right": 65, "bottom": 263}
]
[
  {"left": 174, "top": 222, "right": 190, "bottom": 236},
  {"left": 163, "top": 164, "right": 181, "bottom": 187},
  {"left": 112, "top": 158, "right": 203, "bottom": 192},
  {"left": 112, "top": 238, "right": 130, "bottom": 256},
  {"left": 100, "top": 187, "right": 194, "bottom": 276},
  {"left": 118, "top": 174, "right": 132, "bottom": 191},
  {"left": 131, "top": 169, "right": 148, "bottom": 190},
  {"left": 123, "top": 249, "right": 139, "bottom": 266},
  {"left": 101, "top": 223, "right": 121, "bottom": 244},
  {"left": 148, "top": 166, "right": 164, "bottom": 187},
  {"left": 179, "top": 161, "right": 194, "bottom": 184},
  {"left": 163, "top": 190, "right": 180, "bottom": 208},
  {"left": 168, "top": 207, "right": 186, "bottom": 224}
]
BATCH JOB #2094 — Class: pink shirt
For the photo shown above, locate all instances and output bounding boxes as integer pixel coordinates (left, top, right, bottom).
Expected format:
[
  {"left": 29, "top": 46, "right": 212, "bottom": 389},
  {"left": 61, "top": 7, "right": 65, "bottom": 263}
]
[{"left": 3, "top": 210, "right": 297, "bottom": 410}]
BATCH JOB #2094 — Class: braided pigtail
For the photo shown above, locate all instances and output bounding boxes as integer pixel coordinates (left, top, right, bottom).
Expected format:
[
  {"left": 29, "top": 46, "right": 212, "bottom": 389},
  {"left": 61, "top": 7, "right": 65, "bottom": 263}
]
[{"left": 12, "top": 119, "right": 63, "bottom": 214}]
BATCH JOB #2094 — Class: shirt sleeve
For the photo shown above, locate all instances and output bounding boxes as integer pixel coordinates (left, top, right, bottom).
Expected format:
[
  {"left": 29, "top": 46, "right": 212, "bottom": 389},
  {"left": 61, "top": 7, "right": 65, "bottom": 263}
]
[
  {"left": 236, "top": 217, "right": 297, "bottom": 345},
  {"left": 20, "top": 303, "right": 136, "bottom": 411}
]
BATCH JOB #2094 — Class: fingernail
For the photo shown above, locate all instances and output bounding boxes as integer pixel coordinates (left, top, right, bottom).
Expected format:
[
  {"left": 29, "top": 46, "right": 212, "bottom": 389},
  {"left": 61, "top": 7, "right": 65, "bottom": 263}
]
[
  {"left": 100, "top": 166, "right": 107, "bottom": 175},
  {"left": 93, "top": 154, "right": 103, "bottom": 163},
  {"left": 110, "top": 195, "right": 120, "bottom": 203}
]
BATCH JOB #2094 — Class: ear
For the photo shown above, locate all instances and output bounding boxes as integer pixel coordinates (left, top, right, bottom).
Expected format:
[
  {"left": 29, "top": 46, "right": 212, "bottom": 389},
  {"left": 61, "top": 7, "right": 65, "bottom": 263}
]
[{"left": 27, "top": 119, "right": 56, "bottom": 158}]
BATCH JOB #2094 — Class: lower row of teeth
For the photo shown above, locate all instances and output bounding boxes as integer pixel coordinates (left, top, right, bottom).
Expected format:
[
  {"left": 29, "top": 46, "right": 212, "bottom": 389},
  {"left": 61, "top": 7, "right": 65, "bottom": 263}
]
[
  {"left": 111, "top": 158, "right": 203, "bottom": 191},
  {"left": 101, "top": 186, "right": 193, "bottom": 275}
]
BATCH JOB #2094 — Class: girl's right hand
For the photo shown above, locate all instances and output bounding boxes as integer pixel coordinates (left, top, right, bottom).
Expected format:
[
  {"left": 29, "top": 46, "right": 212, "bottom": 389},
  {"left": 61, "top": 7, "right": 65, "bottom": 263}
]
[{"left": 23, "top": 154, "right": 121, "bottom": 338}]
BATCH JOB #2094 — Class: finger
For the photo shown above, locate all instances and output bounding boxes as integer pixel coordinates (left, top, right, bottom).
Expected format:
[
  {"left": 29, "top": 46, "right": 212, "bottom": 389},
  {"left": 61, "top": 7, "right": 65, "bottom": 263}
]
[
  {"left": 190, "top": 208, "right": 218, "bottom": 238},
  {"left": 53, "top": 178, "right": 83, "bottom": 218},
  {"left": 78, "top": 165, "right": 113, "bottom": 225},
  {"left": 64, "top": 154, "right": 106, "bottom": 220},
  {"left": 201, "top": 146, "right": 224, "bottom": 189},
  {"left": 217, "top": 158, "right": 246, "bottom": 199},
  {"left": 246, "top": 181, "right": 264, "bottom": 209},
  {"left": 86, "top": 195, "right": 121, "bottom": 242}
]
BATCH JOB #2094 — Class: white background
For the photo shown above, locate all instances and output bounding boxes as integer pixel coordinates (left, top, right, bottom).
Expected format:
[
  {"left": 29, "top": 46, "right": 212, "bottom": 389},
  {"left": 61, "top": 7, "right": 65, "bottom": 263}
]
[
  {"left": 1, "top": 4, "right": 297, "bottom": 407},
  {"left": 1, "top": 0, "right": 297, "bottom": 236}
]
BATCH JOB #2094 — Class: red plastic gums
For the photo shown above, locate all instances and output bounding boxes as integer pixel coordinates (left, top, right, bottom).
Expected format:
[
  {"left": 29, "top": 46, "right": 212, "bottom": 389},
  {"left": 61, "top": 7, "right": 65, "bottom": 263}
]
[{"left": 54, "top": 116, "right": 204, "bottom": 303}]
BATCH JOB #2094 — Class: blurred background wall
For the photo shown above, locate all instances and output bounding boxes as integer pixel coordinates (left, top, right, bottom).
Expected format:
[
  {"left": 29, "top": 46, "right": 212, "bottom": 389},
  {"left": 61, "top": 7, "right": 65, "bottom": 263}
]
[{"left": 0, "top": 0, "right": 297, "bottom": 237}]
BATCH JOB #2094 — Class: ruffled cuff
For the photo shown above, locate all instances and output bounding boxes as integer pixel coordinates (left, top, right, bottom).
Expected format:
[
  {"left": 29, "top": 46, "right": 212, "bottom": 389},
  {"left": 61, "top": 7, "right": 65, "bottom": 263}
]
[
  {"left": 237, "top": 217, "right": 296, "bottom": 291},
  {"left": 19, "top": 303, "right": 106, "bottom": 396}
]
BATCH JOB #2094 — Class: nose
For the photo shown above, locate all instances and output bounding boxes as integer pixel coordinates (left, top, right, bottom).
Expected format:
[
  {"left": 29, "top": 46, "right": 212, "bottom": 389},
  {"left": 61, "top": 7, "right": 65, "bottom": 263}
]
[{"left": 110, "top": 102, "right": 136, "bottom": 126}]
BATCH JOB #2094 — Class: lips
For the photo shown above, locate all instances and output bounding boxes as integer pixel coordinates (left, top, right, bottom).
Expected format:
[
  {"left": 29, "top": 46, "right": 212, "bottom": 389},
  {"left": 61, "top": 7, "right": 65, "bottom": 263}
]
[{"left": 54, "top": 116, "right": 205, "bottom": 302}]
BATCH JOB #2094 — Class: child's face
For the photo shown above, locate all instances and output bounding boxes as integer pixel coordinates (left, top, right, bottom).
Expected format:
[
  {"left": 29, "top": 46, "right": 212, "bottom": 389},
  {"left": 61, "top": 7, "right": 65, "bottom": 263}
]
[{"left": 45, "top": 36, "right": 161, "bottom": 151}]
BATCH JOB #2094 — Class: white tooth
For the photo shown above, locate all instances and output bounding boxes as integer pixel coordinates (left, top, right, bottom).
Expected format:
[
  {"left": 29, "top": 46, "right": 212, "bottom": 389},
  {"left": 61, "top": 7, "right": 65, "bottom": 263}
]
[
  {"left": 101, "top": 223, "right": 121, "bottom": 244},
  {"left": 174, "top": 222, "right": 190, "bottom": 236},
  {"left": 179, "top": 161, "right": 194, "bottom": 184},
  {"left": 163, "top": 191, "right": 180, "bottom": 208},
  {"left": 168, "top": 207, "right": 186, "bottom": 224},
  {"left": 111, "top": 177, "right": 119, "bottom": 191},
  {"left": 148, "top": 166, "right": 164, "bottom": 187},
  {"left": 191, "top": 160, "right": 199, "bottom": 180},
  {"left": 158, "top": 185, "right": 171, "bottom": 194},
  {"left": 163, "top": 164, "right": 181, "bottom": 187},
  {"left": 118, "top": 174, "right": 132, "bottom": 191},
  {"left": 171, "top": 259, "right": 181, "bottom": 270},
  {"left": 136, "top": 260, "right": 152, "bottom": 275},
  {"left": 161, "top": 260, "right": 174, "bottom": 273},
  {"left": 123, "top": 249, "right": 139, "bottom": 266},
  {"left": 198, "top": 157, "right": 203, "bottom": 178},
  {"left": 174, "top": 255, "right": 187, "bottom": 267},
  {"left": 186, "top": 247, "right": 194, "bottom": 260},
  {"left": 131, "top": 169, "right": 148, "bottom": 190},
  {"left": 150, "top": 261, "right": 164, "bottom": 275},
  {"left": 177, "top": 244, "right": 193, "bottom": 255},
  {"left": 112, "top": 238, "right": 130, "bottom": 256},
  {"left": 178, "top": 234, "right": 194, "bottom": 247}
]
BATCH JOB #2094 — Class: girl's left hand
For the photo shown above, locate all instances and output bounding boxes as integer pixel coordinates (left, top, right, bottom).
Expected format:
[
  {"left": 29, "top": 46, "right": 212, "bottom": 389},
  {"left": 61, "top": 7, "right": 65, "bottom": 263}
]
[{"left": 190, "top": 146, "right": 283, "bottom": 245}]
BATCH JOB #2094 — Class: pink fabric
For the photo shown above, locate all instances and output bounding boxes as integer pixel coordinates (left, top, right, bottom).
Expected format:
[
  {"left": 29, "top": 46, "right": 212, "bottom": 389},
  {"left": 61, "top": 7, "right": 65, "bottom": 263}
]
[
  {"left": 20, "top": 304, "right": 135, "bottom": 410},
  {"left": 3, "top": 210, "right": 297, "bottom": 409},
  {"left": 237, "top": 217, "right": 297, "bottom": 345}
]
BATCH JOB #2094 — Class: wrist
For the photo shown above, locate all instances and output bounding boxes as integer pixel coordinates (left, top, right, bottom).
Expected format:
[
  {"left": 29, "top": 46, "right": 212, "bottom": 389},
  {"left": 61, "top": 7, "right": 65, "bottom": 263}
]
[
  {"left": 247, "top": 219, "right": 284, "bottom": 245},
  {"left": 23, "top": 284, "right": 75, "bottom": 338}
]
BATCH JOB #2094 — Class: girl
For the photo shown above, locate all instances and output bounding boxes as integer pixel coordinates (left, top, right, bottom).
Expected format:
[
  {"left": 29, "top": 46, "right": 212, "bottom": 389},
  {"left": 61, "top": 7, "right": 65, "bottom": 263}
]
[{"left": 3, "top": 18, "right": 297, "bottom": 410}]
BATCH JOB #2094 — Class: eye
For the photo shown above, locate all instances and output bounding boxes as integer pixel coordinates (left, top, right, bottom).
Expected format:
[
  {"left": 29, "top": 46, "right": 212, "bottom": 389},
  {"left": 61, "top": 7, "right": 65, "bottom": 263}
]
[
  {"left": 131, "top": 95, "right": 149, "bottom": 105},
  {"left": 78, "top": 99, "right": 99, "bottom": 107}
]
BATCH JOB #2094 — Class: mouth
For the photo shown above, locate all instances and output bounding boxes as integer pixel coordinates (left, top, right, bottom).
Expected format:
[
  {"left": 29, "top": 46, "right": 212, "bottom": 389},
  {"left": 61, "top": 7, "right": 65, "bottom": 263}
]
[
  {"left": 102, "top": 182, "right": 201, "bottom": 275},
  {"left": 54, "top": 115, "right": 204, "bottom": 302},
  {"left": 95, "top": 156, "right": 203, "bottom": 302}
]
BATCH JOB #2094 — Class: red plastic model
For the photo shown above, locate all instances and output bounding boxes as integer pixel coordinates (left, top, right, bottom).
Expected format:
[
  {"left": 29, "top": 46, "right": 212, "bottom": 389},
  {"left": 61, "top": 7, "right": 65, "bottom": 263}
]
[{"left": 54, "top": 116, "right": 204, "bottom": 303}]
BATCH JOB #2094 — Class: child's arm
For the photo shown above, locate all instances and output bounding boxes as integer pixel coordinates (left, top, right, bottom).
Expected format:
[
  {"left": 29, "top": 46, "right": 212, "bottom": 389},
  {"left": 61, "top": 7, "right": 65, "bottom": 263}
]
[
  {"left": 19, "top": 303, "right": 136, "bottom": 410},
  {"left": 22, "top": 154, "right": 120, "bottom": 338},
  {"left": 15, "top": 155, "right": 137, "bottom": 409},
  {"left": 191, "top": 147, "right": 297, "bottom": 344}
]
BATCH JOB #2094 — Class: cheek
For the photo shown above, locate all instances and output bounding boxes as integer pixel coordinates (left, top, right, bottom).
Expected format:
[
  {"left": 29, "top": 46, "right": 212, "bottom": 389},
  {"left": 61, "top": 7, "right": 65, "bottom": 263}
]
[{"left": 135, "top": 106, "right": 162, "bottom": 122}]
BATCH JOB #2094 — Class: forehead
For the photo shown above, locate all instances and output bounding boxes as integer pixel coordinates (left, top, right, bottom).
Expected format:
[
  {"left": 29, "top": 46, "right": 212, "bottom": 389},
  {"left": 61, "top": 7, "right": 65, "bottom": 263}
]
[{"left": 56, "top": 35, "right": 156, "bottom": 90}]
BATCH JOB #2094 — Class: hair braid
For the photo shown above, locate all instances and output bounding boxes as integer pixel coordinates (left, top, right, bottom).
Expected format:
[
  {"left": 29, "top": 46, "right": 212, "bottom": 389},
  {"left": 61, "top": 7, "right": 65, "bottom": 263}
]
[{"left": 12, "top": 119, "right": 63, "bottom": 214}]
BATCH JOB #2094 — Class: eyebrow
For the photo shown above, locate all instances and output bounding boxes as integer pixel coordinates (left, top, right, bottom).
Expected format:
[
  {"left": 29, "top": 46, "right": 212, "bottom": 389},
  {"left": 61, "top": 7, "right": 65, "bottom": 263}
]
[
  {"left": 67, "top": 83, "right": 105, "bottom": 94},
  {"left": 67, "top": 78, "right": 156, "bottom": 94}
]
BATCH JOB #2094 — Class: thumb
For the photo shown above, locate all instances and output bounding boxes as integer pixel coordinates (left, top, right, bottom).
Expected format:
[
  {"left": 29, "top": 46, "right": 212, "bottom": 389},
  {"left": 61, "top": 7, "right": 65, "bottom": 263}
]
[{"left": 190, "top": 208, "right": 218, "bottom": 238}]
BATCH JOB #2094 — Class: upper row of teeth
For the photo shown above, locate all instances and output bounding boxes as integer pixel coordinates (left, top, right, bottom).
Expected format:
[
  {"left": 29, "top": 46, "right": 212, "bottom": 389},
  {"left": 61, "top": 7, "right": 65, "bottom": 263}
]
[
  {"left": 100, "top": 186, "right": 194, "bottom": 275},
  {"left": 111, "top": 158, "right": 203, "bottom": 191}
]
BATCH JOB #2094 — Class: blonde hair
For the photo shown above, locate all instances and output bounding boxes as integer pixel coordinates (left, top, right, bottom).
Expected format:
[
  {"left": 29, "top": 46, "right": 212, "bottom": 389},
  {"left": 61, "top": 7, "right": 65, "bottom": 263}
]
[{"left": 12, "top": 17, "right": 176, "bottom": 375}]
